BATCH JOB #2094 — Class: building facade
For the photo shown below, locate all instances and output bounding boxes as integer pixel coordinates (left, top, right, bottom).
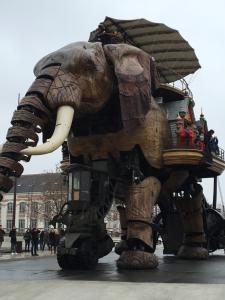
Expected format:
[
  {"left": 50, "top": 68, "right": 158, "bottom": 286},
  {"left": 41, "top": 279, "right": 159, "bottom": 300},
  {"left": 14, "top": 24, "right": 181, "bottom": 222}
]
[
  {"left": 0, "top": 173, "right": 66, "bottom": 233},
  {"left": 0, "top": 173, "right": 160, "bottom": 235}
]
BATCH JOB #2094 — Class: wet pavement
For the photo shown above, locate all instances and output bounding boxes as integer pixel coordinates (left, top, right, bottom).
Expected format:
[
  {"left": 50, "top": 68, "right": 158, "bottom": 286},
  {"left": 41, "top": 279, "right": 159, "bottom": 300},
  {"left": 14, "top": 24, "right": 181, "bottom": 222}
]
[
  {"left": 0, "top": 245, "right": 225, "bottom": 284},
  {"left": 0, "top": 249, "right": 52, "bottom": 261},
  {"left": 1, "top": 246, "right": 225, "bottom": 299}
]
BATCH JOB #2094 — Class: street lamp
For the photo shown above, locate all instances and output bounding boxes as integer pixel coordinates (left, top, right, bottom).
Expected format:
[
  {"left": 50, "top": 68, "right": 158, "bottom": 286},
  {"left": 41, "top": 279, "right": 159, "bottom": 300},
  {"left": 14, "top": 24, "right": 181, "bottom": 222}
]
[
  {"left": 12, "top": 94, "right": 20, "bottom": 228},
  {"left": 12, "top": 177, "right": 17, "bottom": 227}
]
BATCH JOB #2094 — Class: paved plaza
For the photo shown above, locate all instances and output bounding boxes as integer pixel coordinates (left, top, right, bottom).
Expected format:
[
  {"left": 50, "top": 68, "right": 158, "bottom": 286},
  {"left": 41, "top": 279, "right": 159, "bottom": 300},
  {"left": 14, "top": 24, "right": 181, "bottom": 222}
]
[{"left": 1, "top": 244, "right": 225, "bottom": 299}]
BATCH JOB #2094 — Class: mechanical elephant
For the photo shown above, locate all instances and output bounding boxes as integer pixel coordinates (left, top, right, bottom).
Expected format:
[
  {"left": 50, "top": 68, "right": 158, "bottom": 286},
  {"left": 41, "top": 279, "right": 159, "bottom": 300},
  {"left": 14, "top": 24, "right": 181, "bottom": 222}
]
[{"left": 0, "top": 41, "right": 208, "bottom": 269}]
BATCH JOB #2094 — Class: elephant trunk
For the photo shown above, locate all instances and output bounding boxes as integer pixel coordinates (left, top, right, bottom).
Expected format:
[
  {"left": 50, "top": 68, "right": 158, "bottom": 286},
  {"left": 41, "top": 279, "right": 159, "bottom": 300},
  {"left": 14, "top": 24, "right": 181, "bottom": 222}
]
[
  {"left": 0, "top": 65, "right": 80, "bottom": 197},
  {"left": 0, "top": 93, "right": 51, "bottom": 195}
]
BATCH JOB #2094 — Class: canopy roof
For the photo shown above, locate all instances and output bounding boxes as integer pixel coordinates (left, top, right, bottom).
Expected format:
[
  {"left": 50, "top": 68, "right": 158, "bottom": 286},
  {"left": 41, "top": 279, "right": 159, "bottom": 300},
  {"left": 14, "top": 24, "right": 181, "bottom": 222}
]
[{"left": 89, "top": 17, "right": 201, "bottom": 83}]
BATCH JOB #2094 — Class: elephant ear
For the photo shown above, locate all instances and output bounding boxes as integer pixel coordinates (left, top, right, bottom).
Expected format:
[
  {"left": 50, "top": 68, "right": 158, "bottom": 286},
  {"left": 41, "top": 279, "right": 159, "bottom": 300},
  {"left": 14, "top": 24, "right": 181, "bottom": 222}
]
[{"left": 104, "top": 44, "right": 160, "bottom": 132}]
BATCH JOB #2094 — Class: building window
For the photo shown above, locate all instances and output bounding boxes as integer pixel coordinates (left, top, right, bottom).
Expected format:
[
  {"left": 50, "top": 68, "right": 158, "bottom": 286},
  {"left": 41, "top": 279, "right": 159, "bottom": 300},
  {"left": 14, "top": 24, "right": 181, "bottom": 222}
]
[
  {"left": 31, "top": 202, "right": 38, "bottom": 214},
  {"left": 30, "top": 219, "right": 37, "bottom": 229},
  {"left": 44, "top": 219, "right": 49, "bottom": 229},
  {"left": 45, "top": 202, "right": 51, "bottom": 214},
  {"left": 19, "top": 202, "right": 26, "bottom": 213},
  {"left": 7, "top": 202, "right": 13, "bottom": 214},
  {"left": 6, "top": 219, "right": 13, "bottom": 231},
  {"left": 19, "top": 219, "right": 25, "bottom": 231}
]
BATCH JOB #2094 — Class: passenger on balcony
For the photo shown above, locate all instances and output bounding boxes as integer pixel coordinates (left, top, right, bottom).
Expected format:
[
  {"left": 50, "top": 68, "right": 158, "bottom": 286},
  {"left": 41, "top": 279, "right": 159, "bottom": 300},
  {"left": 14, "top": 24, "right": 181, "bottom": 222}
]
[
  {"left": 176, "top": 113, "right": 193, "bottom": 147},
  {"left": 204, "top": 129, "right": 213, "bottom": 155},
  {"left": 195, "top": 126, "right": 205, "bottom": 151},
  {"left": 210, "top": 135, "right": 219, "bottom": 155},
  {"left": 188, "top": 125, "right": 194, "bottom": 147},
  {"left": 204, "top": 130, "right": 219, "bottom": 155},
  {"left": 204, "top": 129, "right": 214, "bottom": 145},
  {"left": 176, "top": 117, "right": 186, "bottom": 147}
]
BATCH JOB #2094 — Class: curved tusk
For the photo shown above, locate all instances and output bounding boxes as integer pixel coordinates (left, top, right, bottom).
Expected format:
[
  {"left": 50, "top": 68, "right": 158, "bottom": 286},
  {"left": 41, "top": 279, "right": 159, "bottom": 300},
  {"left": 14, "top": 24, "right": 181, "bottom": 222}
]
[{"left": 21, "top": 105, "right": 74, "bottom": 155}]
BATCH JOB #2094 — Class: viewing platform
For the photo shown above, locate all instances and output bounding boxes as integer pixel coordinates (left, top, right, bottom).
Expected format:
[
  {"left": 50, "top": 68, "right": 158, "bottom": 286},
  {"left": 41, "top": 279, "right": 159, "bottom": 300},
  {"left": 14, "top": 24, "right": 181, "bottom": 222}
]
[{"left": 163, "top": 143, "right": 225, "bottom": 177}]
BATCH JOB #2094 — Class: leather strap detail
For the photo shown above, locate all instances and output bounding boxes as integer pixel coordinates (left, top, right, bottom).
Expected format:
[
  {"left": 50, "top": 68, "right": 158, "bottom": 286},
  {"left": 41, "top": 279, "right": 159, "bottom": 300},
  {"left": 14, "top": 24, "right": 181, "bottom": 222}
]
[
  {"left": 126, "top": 237, "right": 154, "bottom": 253},
  {"left": 18, "top": 95, "right": 52, "bottom": 119},
  {"left": 127, "top": 219, "right": 152, "bottom": 227},
  {"left": 1, "top": 142, "right": 30, "bottom": 162},
  {"left": 11, "top": 110, "right": 44, "bottom": 132},
  {"left": 0, "top": 174, "right": 13, "bottom": 193},
  {"left": 26, "top": 77, "right": 52, "bottom": 99},
  {"left": 0, "top": 157, "right": 23, "bottom": 177},
  {"left": 2, "top": 142, "right": 27, "bottom": 154},
  {"left": 6, "top": 127, "right": 39, "bottom": 146}
]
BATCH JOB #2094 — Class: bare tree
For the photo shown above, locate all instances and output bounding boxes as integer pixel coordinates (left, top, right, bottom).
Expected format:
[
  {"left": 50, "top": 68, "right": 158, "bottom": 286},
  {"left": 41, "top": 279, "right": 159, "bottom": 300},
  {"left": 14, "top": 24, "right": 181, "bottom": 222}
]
[
  {"left": 25, "top": 173, "right": 67, "bottom": 228},
  {"left": 40, "top": 180, "right": 67, "bottom": 225}
]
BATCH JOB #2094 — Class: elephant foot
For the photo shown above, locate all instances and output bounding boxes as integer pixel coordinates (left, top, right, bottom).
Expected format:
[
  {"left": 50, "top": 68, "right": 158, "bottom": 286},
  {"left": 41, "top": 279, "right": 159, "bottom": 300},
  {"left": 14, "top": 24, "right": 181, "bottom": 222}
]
[
  {"left": 115, "top": 240, "right": 128, "bottom": 255},
  {"left": 177, "top": 245, "right": 208, "bottom": 260},
  {"left": 117, "top": 251, "right": 158, "bottom": 269}
]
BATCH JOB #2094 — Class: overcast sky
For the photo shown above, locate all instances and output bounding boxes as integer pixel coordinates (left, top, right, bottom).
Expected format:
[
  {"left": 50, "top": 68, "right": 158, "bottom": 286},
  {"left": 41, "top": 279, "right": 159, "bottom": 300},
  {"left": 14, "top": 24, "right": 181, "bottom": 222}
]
[{"left": 0, "top": 0, "right": 225, "bottom": 203}]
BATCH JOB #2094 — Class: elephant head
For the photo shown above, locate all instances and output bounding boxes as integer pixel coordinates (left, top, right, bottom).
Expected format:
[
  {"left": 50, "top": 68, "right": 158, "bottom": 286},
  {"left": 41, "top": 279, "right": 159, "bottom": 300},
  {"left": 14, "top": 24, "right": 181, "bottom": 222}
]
[{"left": 0, "top": 41, "right": 163, "bottom": 198}]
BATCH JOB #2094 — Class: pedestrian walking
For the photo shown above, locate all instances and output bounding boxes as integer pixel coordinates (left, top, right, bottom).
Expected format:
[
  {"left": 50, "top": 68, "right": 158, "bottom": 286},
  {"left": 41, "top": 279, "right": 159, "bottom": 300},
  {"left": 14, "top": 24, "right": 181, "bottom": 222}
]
[
  {"left": 42, "top": 230, "right": 50, "bottom": 251},
  {"left": 49, "top": 228, "right": 57, "bottom": 254},
  {"left": 9, "top": 226, "right": 17, "bottom": 255},
  {"left": 39, "top": 230, "right": 44, "bottom": 250},
  {"left": 23, "top": 229, "right": 31, "bottom": 252},
  {"left": 0, "top": 225, "right": 6, "bottom": 253},
  {"left": 54, "top": 228, "right": 60, "bottom": 248},
  {"left": 31, "top": 228, "right": 40, "bottom": 256}
]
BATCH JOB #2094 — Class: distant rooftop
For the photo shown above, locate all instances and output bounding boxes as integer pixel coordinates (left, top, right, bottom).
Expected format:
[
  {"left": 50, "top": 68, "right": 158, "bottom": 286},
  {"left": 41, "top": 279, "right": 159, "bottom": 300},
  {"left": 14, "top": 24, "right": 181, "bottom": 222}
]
[{"left": 8, "top": 173, "right": 67, "bottom": 193}]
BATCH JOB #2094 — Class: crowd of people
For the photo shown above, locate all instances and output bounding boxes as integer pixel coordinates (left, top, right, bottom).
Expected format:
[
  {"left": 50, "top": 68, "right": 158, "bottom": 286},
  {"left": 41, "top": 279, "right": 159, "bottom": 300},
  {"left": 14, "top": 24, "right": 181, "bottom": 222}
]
[
  {"left": 23, "top": 227, "right": 63, "bottom": 256},
  {"left": 0, "top": 226, "right": 64, "bottom": 256}
]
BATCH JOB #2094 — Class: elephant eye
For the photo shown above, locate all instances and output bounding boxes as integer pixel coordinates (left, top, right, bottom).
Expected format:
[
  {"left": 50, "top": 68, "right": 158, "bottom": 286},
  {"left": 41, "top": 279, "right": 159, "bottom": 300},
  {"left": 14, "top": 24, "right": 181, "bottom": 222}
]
[{"left": 83, "top": 58, "right": 97, "bottom": 72}]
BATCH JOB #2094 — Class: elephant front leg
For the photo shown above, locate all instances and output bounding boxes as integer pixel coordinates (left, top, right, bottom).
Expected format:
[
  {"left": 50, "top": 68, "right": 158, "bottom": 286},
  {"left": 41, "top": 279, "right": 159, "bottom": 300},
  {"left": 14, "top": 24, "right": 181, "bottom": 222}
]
[
  {"left": 117, "top": 177, "right": 161, "bottom": 269},
  {"left": 175, "top": 183, "right": 208, "bottom": 259}
]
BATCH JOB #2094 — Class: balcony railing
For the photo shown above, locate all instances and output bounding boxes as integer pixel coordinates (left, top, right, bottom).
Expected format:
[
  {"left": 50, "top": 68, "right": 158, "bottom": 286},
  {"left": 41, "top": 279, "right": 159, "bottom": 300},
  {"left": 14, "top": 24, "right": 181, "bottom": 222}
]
[
  {"left": 165, "top": 136, "right": 225, "bottom": 161},
  {"left": 212, "top": 147, "right": 224, "bottom": 161}
]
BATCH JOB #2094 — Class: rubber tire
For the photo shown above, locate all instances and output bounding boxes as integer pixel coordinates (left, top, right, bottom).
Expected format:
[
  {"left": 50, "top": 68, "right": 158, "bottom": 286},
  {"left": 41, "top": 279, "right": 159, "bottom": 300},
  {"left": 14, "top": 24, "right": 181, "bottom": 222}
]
[
  {"left": 75, "top": 239, "right": 98, "bottom": 269},
  {"left": 57, "top": 254, "right": 73, "bottom": 270}
]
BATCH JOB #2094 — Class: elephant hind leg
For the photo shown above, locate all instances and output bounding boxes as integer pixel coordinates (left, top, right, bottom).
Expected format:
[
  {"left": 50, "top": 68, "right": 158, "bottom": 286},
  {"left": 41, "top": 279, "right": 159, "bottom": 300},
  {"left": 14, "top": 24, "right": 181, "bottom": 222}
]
[
  {"left": 175, "top": 183, "right": 208, "bottom": 260},
  {"left": 117, "top": 177, "right": 161, "bottom": 269}
]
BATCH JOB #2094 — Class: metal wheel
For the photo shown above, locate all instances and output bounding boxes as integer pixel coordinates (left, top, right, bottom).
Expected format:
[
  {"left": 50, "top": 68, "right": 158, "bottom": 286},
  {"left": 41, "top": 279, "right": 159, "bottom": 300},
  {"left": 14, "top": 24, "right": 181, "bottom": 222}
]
[{"left": 57, "top": 254, "right": 72, "bottom": 270}]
